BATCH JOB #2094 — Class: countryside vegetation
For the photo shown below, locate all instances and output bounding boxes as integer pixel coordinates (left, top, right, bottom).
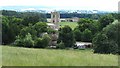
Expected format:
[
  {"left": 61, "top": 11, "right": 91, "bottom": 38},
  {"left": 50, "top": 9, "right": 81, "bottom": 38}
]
[{"left": 1, "top": 10, "right": 119, "bottom": 66}]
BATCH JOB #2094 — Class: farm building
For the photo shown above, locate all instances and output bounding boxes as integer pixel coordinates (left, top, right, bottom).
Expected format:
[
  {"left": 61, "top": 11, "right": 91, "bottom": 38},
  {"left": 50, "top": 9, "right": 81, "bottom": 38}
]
[{"left": 75, "top": 42, "right": 92, "bottom": 49}]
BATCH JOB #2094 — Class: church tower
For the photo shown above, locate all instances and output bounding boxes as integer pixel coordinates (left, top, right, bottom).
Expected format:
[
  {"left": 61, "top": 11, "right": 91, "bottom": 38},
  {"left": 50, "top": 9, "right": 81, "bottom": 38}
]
[{"left": 51, "top": 11, "right": 60, "bottom": 29}]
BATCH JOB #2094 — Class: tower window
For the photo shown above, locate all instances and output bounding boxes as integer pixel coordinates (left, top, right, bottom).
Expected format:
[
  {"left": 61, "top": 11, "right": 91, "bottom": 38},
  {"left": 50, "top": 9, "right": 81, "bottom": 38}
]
[
  {"left": 53, "top": 20, "right": 55, "bottom": 23},
  {"left": 53, "top": 15, "right": 55, "bottom": 18}
]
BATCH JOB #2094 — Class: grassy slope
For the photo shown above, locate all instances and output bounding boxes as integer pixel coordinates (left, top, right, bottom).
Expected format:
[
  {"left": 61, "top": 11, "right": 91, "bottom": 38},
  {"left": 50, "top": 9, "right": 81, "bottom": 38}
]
[
  {"left": 59, "top": 22, "right": 78, "bottom": 30},
  {"left": 2, "top": 46, "right": 118, "bottom": 66}
]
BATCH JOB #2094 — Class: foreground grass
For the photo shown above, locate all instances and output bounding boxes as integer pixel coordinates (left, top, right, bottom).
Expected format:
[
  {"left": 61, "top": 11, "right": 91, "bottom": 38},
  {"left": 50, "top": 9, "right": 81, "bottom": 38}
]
[
  {"left": 2, "top": 46, "right": 118, "bottom": 66},
  {"left": 59, "top": 22, "right": 78, "bottom": 30}
]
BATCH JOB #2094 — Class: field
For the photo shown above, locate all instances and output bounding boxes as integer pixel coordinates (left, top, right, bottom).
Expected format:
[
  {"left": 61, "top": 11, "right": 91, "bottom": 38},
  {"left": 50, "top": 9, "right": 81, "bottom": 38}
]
[
  {"left": 59, "top": 22, "right": 78, "bottom": 30},
  {"left": 2, "top": 46, "right": 118, "bottom": 66}
]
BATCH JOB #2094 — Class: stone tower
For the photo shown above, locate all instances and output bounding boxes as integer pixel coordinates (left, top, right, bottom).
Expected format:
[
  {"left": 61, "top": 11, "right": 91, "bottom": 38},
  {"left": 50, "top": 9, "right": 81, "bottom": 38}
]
[
  {"left": 47, "top": 11, "right": 60, "bottom": 46},
  {"left": 51, "top": 11, "right": 60, "bottom": 29}
]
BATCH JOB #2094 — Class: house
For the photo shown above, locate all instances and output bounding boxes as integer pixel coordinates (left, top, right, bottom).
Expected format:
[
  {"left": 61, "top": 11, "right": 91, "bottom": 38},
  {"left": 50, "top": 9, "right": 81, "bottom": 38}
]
[{"left": 75, "top": 42, "right": 92, "bottom": 49}]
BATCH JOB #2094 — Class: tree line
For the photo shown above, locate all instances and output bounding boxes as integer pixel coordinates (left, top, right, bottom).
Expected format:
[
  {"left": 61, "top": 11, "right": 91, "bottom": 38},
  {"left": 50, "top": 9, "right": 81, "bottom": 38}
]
[
  {"left": 1, "top": 10, "right": 120, "bottom": 54},
  {"left": 73, "top": 14, "right": 119, "bottom": 54}
]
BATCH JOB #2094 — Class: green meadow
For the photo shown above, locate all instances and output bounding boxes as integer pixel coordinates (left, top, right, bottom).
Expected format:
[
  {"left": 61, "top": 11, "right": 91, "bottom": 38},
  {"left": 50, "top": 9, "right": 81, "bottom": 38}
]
[
  {"left": 59, "top": 22, "right": 78, "bottom": 30},
  {"left": 2, "top": 46, "right": 118, "bottom": 66}
]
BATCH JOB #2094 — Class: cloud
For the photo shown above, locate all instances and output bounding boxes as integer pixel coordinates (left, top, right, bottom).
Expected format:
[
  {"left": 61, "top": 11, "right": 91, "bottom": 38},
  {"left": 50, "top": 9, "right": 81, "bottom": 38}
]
[
  {"left": 0, "top": 0, "right": 119, "bottom": 11},
  {"left": 20, "top": 8, "right": 36, "bottom": 11}
]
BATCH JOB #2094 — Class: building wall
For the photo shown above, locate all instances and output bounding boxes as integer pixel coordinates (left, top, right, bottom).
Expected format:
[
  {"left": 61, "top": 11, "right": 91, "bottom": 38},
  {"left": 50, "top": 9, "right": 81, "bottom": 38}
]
[{"left": 47, "top": 17, "right": 79, "bottom": 22}]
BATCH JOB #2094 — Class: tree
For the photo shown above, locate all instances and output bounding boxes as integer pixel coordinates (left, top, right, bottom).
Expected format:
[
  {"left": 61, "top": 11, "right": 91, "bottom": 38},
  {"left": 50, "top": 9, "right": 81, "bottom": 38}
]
[
  {"left": 81, "top": 29, "right": 92, "bottom": 42},
  {"left": 58, "top": 25, "right": 75, "bottom": 47},
  {"left": 2, "top": 16, "right": 23, "bottom": 44},
  {"left": 93, "top": 33, "right": 118, "bottom": 54},
  {"left": 34, "top": 22, "right": 48, "bottom": 37},
  {"left": 2, "top": 10, "right": 18, "bottom": 17},
  {"left": 2, "top": 16, "right": 10, "bottom": 44},
  {"left": 99, "top": 14, "right": 114, "bottom": 30},
  {"left": 93, "top": 21, "right": 120, "bottom": 54},
  {"left": 2, "top": 10, "right": 48, "bottom": 45},
  {"left": 77, "top": 18, "right": 90, "bottom": 32},
  {"left": 76, "top": 18, "right": 99, "bottom": 42},
  {"left": 88, "top": 21, "right": 100, "bottom": 35},
  {"left": 22, "top": 12, "right": 47, "bottom": 26},
  {"left": 73, "top": 28, "right": 82, "bottom": 41},
  {"left": 102, "top": 22, "right": 120, "bottom": 54},
  {"left": 20, "top": 25, "right": 37, "bottom": 39}
]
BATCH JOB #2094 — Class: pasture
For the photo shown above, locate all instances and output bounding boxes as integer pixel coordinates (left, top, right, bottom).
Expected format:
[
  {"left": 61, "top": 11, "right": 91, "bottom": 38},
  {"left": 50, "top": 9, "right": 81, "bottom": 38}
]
[
  {"left": 59, "top": 22, "right": 78, "bottom": 30},
  {"left": 2, "top": 46, "right": 118, "bottom": 66}
]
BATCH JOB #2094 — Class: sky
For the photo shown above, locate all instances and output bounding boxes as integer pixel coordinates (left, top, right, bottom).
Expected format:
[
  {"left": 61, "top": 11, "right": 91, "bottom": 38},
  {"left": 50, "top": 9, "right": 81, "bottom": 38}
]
[{"left": 0, "top": 0, "right": 119, "bottom": 11}]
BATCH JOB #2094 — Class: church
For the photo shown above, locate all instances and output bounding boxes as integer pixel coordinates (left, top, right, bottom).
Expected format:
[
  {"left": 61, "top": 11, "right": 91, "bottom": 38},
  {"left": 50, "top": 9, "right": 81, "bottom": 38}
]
[{"left": 46, "top": 11, "right": 60, "bottom": 46}]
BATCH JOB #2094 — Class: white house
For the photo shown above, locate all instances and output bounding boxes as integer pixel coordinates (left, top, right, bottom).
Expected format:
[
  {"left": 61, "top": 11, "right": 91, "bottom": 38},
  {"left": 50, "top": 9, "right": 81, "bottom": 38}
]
[{"left": 75, "top": 42, "right": 92, "bottom": 49}]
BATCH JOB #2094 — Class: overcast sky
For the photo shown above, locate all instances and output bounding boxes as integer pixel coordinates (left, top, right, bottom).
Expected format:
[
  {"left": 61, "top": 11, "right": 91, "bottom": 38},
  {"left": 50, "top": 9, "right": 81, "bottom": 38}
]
[{"left": 0, "top": 0, "right": 119, "bottom": 11}]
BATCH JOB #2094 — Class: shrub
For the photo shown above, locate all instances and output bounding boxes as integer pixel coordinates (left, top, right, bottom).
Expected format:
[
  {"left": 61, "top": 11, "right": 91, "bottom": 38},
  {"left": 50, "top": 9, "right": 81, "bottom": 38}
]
[
  {"left": 42, "top": 34, "right": 51, "bottom": 47},
  {"left": 14, "top": 33, "right": 34, "bottom": 48},
  {"left": 47, "top": 28, "right": 57, "bottom": 34},
  {"left": 34, "top": 34, "right": 51, "bottom": 48},
  {"left": 56, "top": 41, "right": 65, "bottom": 49},
  {"left": 14, "top": 35, "right": 24, "bottom": 47},
  {"left": 34, "top": 38, "right": 43, "bottom": 48},
  {"left": 23, "top": 33, "right": 34, "bottom": 48}
]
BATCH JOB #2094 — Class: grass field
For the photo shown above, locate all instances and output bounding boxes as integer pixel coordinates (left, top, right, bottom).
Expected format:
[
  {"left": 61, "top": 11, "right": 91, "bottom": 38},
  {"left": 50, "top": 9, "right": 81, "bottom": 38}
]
[
  {"left": 2, "top": 46, "right": 118, "bottom": 66},
  {"left": 59, "top": 22, "right": 78, "bottom": 30}
]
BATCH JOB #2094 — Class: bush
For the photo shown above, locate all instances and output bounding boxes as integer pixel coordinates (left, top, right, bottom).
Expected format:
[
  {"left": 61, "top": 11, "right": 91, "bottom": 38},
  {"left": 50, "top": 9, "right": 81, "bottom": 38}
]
[
  {"left": 34, "top": 38, "right": 43, "bottom": 48},
  {"left": 42, "top": 34, "right": 51, "bottom": 47},
  {"left": 23, "top": 33, "right": 34, "bottom": 48},
  {"left": 34, "top": 34, "right": 51, "bottom": 48},
  {"left": 47, "top": 28, "right": 57, "bottom": 34},
  {"left": 14, "top": 35, "right": 24, "bottom": 47},
  {"left": 34, "top": 22, "right": 48, "bottom": 37},
  {"left": 14, "top": 33, "right": 34, "bottom": 48},
  {"left": 56, "top": 41, "right": 65, "bottom": 49}
]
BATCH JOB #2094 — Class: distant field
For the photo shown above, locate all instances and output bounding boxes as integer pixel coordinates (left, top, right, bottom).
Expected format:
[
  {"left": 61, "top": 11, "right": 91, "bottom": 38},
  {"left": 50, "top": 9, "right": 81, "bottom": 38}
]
[
  {"left": 59, "top": 20, "right": 118, "bottom": 30},
  {"left": 2, "top": 46, "right": 118, "bottom": 66},
  {"left": 59, "top": 22, "right": 78, "bottom": 30}
]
